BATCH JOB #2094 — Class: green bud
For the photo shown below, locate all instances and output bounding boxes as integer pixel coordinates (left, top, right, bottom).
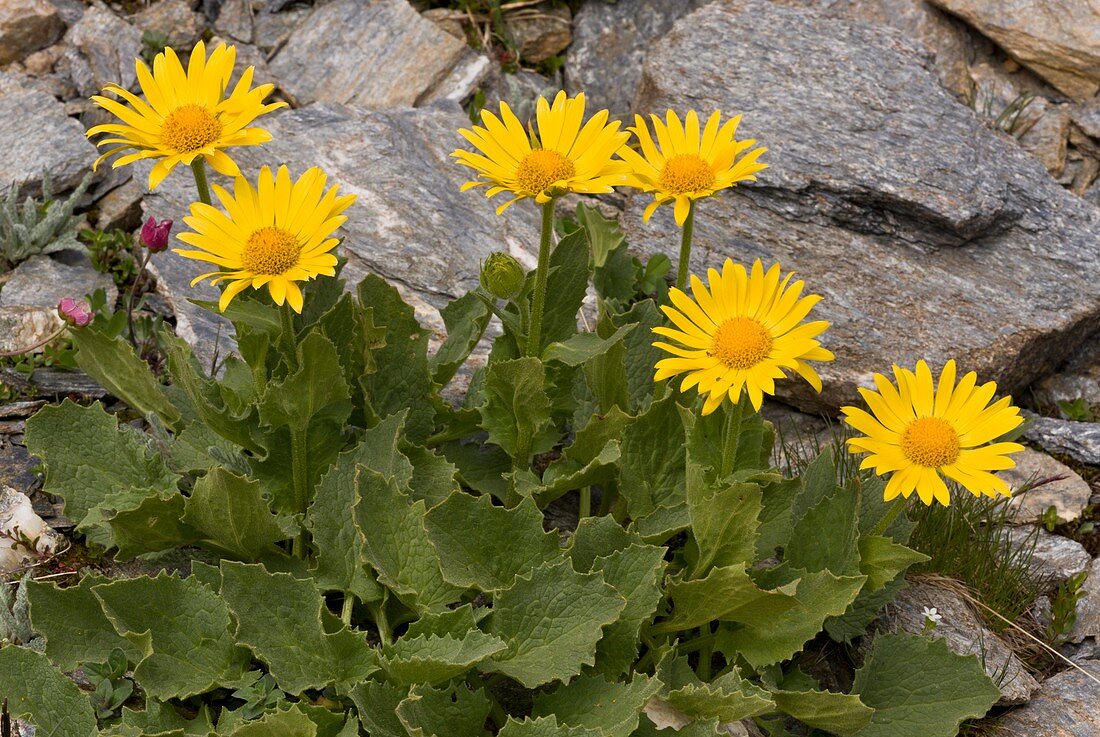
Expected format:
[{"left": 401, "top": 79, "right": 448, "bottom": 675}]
[{"left": 480, "top": 252, "right": 525, "bottom": 300}]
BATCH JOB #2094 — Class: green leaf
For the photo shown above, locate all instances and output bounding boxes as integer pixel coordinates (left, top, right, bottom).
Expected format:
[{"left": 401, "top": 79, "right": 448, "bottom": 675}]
[
  {"left": 24, "top": 400, "right": 179, "bottom": 524},
  {"left": 313, "top": 292, "right": 387, "bottom": 425},
  {"left": 308, "top": 458, "right": 384, "bottom": 604},
  {"left": 784, "top": 485, "right": 861, "bottom": 576},
  {"left": 794, "top": 447, "right": 840, "bottom": 524},
  {"left": 73, "top": 324, "right": 181, "bottom": 427},
  {"left": 258, "top": 332, "right": 351, "bottom": 434},
  {"left": 686, "top": 480, "right": 762, "bottom": 578},
  {"left": 396, "top": 683, "right": 491, "bottom": 737},
  {"left": 770, "top": 689, "right": 873, "bottom": 736},
  {"left": 479, "top": 357, "right": 553, "bottom": 461},
  {"left": 105, "top": 490, "right": 199, "bottom": 558},
  {"left": 430, "top": 292, "right": 492, "bottom": 387},
  {"left": 858, "top": 536, "right": 929, "bottom": 591},
  {"left": 424, "top": 494, "right": 558, "bottom": 591},
  {"left": 580, "top": 312, "right": 631, "bottom": 414},
  {"left": 224, "top": 706, "right": 318, "bottom": 737},
  {"left": 618, "top": 393, "right": 688, "bottom": 542},
  {"left": 664, "top": 665, "right": 775, "bottom": 723},
  {"left": 612, "top": 299, "right": 665, "bottom": 411},
  {"left": 566, "top": 515, "right": 637, "bottom": 571},
  {"left": 182, "top": 468, "right": 293, "bottom": 559},
  {"left": 219, "top": 562, "right": 378, "bottom": 694},
  {"left": 402, "top": 442, "right": 462, "bottom": 507},
  {"left": 537, "top": 230, "right": 591, "bottom": 351},
  {"left": 499, "top": 716, "right": 601, "bottom": 737},
  {"left": 542, "top": 325, "right": 634, "bottom": 367},
  {"left": 347, "top": 681, "right": 408, "bottom": 737},
  {"left": 755, "top": 478, "right": 802, "bottom": 558},
  {"left": 0, "top": 645, "right": 97, "bottom": 737},
  {"left": 381, "top": 631, "right": 507, "bottom": 686},
  {"left": 852, "top": 633, "right": 999, "bottom": 737},
  {"left": 354, "top": 467, "right": 463, "bottom": 613},
  {"left": 532, "top": 673, "right": 661, "bottom": 737},
  {"left": 26, "top": 575, "right": 141, "bottom": 671},
  {"left": 575, "top": 202, "right": 625, "bottom": 268},
  {"left": 92, "top": 573, "right": 249, "bottom": 699},
  {"left": 112, "top": 701, "right": 213, "bottom": 737},
  {"left": 358, "top": 274, "right": 436, "bottom": 443},
  {"left": 481, "top": 558, "right": 626, "bottom": 688},
  {"left": 660, "top": 564, "right": 799, "bottom": 633},
  {"left": 825, "top": 576, "right": 907, "bottom": 643}
]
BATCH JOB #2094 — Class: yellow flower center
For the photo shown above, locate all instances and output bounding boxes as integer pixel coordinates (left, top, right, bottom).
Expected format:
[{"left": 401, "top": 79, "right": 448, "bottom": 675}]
[
  {"left": 659, "top": 154, "right": 716, "bottom": 195},
  {"left": 710, "top": 317, "right": 773, "bottom": 370},
  {"left": 515, "top": 149, "right": 576, "bottom": 194},
  {"left": 900, "top": 417, "right": 960, "bottom": 468},
  {"left": 161, "top": 104, "right": 222, "bottom": 153},
  {"left": 242, "top": 227, "right": 300, "bottom": 275}
]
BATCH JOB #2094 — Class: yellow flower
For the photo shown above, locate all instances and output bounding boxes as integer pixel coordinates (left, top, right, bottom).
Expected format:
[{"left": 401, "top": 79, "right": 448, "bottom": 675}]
[
  {"left": 620, "top": 110, "right": 767, "bottom": 226},
  {"left": 87, "top": 41, "right": 285, "bottom": 189},
  {"left": 452, "top": 91, "right": 630, "bottom": 214},
  {"left": 653, "top": 259, "right": 833, "bottom": 414},
  {"left": 842, "top": 360, "right": 1025, "bottom": 506},
  {"left": 174, "top": 165, "right": 356, "bottom": 313}
]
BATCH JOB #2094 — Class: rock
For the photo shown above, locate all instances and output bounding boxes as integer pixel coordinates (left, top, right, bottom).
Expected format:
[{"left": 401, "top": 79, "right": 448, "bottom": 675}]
[
  {"left": 0, "top": 435, "right": 37, "bottom": 501},
  {"left": 1018, "top": 102, "right": 1072, "bottom": 177},
  {"left": 0, "top": 254, "right": 117, "bottom": 312},
  {"left": 1068, "top": 558, "right": 1100, "bottom": 643},
  {"left": 928, "top": 0, "right": 1100, "bottom": 100},
  {"left": 624, "top": 0, "right": 1100, "bottom": 413},
  {"left": 1023, "top": 413, "right": 1100, "bottom": 466},
  {"left": 140, "top": 102, "right": 539, "bottom": 367},
  {"left": 566, "top": 0, "right": 710, "bottom": 118},
  {"left": 130, "top": 0, "right": 204, "bottom": 50},
  {"left": 482, "top": 67, "right": 562, "bottom": 125},
  {"left": 0, "top": 306, "right": 59, "bottom": 354},
  {"left": 58, "top": 2, "right": 143, "bottom": 98},
  {"left": 0, "top": 0, "right": 66, "bottom": 66},
  {"left": 20, "top": 43, "right": 65, "bottom": 77},
  {"left": 875, "top": 580, "right": 1040, "bottom": 704},
  {"left": 1007, "top": 527, "right": 1091, "bottom": 584},
  {"left": 1002, "top": 449, "right": 1093, "bottom": 523},
  {"left": 1032, "top": 338, "right": 1100, "bottom": 410},
  {"left": 506, "top": 4, "right": 571, "bottom": 65},
  {"left": 990, "top": 659, "right": 1100, "bottom": 736},
  {"left": 0, "top": 88, "right": 98, "bottom": 198},
  {"left": 251, "top": 4, "right": 308, "bottom": 54},
  {"left": 0, "top": 485, "right": 64, "bottom": 574},
  {"left": 421, "top": 7, "right": 465, "bottom": 41},
  {"left": 0, "top": 367, "right": 106, "bottom": 399},
  {"left": 417, "top": 48, "right": 492, "bottom": 107},
  {"left": 215, "top": 0, "right": 254, "bottom": 44},
  {"left": 270, "top": 0, "right": 468, "bottom": 109},
  {"left": 1073, "top": 97, "right": 1100, "bottom": 140},
  {"left": 93, "top": 177, "right": 144, "bottom": 231}
]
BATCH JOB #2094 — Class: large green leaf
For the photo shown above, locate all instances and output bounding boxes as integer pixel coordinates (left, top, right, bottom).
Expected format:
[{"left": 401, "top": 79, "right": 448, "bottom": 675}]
[
  {"left": 857, "top": 536, "right": 929, "bottom": 591},
  {"left": 852, "top": 634, "right": 999, "bottom": 737},
  {"left": 542, "top": 325, "right": 634, "bottom": 367},
  {"left": 73, "top": 324, "right": 181, "bottom": 427},
  {"left": 313, "top": 291, "right": 387, "bottom": 425},
  {"left": 92, "top": 573, "right": 249, "bottom": 699},
  {"left": 223, "top": 706, "right": 318, "bottom": 737},
  {"left": 182, "top": 468, "right": 293, "bottom": 560},
  {"left": 104, "top": 489, "right": 199, "bottom": 558},
  {"left": 686, "top": 480, "right": 762, "bottom": 578},
  {"left": 430, "top": 291, "right": 492, "bottom": 387},
  {"left": 396, "top": 683, "right": 491, "bottom": 737},
  {"left": 611, "top": 299, "right": 664, "bottom": 412},
  {"left": 770, "top": 689, "right": 873, "bottom": 736},
  {"left": 347, "top": 681, "right": 408, "bottom": 737},
  {"left": 532, "top": 673, "right": 661, "bottom": 737},
  {"left": 662, "top": 663, "right": 775, "bottom": 723},
  {"left": 481, "top": 559, "right": 626, "bottom": 688},
  {"left": 381, "top": 631, "right": 507, "bottom": 686},
  {"left": 498, "top": 716, "right": 601, "bottom": 737},
  {"left": 479, "top": 357, "right": 554, "bottom": 462},
  {"left": 575, "top": 202, "right": 625, "bottom": 268},
  {"left": 660, "top": 564, "right": 799, "bottom": 633},
  {"left": 0, "top": 645, "right": 97, "bottom": 737},
  {"left": 26, "top": 575, "right": 142, "bottom": 670},
  {"left": 308, "top": 461, "right": 383, "bottom": 605},
  {"left": 219, "top": 562, "right": 378, "bottom": 694},
  {"left": 537, "top": 229, "right": 591, "bottom": 351},
  {"left": 618, "top": 393, "right": 688, "bottom": 541},
  {"left": 784, "top": 485, "right": 861, "bottom": 577}
]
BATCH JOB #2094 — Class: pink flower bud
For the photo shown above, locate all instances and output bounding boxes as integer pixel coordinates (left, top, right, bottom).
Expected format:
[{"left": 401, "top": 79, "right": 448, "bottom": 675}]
[
  {"left": 139, "top": 216, "right": 173, "bottom": 253},
  {"left": 57, "top": 297, "right": 92, "bottom": 328}
]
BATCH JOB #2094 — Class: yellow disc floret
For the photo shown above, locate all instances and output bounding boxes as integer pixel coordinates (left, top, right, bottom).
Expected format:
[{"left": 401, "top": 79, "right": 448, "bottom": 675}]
[
  {"left": 242, "top": 227, "right": 300, "bottom": 275},
  {"left": 659, "top": 154, "right": 716, "bottom": 195},
  {"left": 515, "top": 150, "right": 577, "bottom": 195},
  {"left": 710, "top": 317, "right": 773, "bottom": 370},
  {"left": 161, "top": 105, "right": 223, "bottom": 153},
  {"left": 899, "top": 417, "right": 960, "bottom": 468}
]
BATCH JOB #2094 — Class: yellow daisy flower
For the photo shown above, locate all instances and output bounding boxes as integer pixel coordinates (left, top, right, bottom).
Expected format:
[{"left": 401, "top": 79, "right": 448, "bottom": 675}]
[
  {"left": 174, "top": 165, "right": 356, "bottom": 313},
  {"left": 620, "top": 110, "right": 767, "bottom": 226},
  {"left": 87, "top": 41, "right": 285, "bottom": 189},
  {"left": 653, "top": 259, "right": 833, "bottom": 414},
  {"left": 452, "top": 91, "right": 630, "bottom": 214},
  {"left": 842, "top": 360, "right": 1025, "bottom": 507}
]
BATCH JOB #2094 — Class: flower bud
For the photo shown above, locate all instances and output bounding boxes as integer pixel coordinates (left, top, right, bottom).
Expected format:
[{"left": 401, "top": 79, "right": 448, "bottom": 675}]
[
  {"left": 139, "top": 216, "right": 173, "bottom": 253},
  {"left": 480, "top": 252, "right": 525, "bottom": 300},
  {"left": 57, "top": 298, "right": 92, "bottom": 328}
]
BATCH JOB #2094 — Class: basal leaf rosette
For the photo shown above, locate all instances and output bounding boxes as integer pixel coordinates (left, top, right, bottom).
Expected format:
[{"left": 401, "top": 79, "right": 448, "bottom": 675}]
[
  {"left": 842, "top": 359, "right": 1024, "bottom": 506},
  {"left": 174, "top": 165, "right": 356, "bottom": 312},
  {"left": 653, "top": 259, "right": 833, "bottom": 414},
  {"left": 86, "top": 40, "right": 285, "bottom": 189},
  {"left": 452, "top": 91, "right": 630, "bottom": 214},
  {"left": 620, "top": 110, "right": 767, "bottom": 226}
]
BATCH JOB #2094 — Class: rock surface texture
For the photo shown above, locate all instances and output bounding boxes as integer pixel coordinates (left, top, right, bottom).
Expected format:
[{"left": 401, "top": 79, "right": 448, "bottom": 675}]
[
  {"left": 1001, "top": 448, "right": 1093, "bottom": 523},
  {"left": 1007, "top": 527, "right": 1091, "bottom": 584},
  {"left": 928, "top": 0, "right": 1100, "bottom": 100},
  {"left": 0, "top": 0, "right": 65, "bottom": 66},
  {"left": 624, "top": 0, "right": 1100, "bottom": 413},
  {"left": 991, "top": 660, "right": 1100, "bottom": 736},
  {"left": 58, "top": 2, "right": 143, "bottom": 98},
  {"left": 0, "top": 88, "right": 97, "bottom": 197},
  {"left": 1023, "top": 414, "right": 1100, "bottom": 466},
  {"left": 1068, "top": 557, "right": 1100, "bottom": 643}
]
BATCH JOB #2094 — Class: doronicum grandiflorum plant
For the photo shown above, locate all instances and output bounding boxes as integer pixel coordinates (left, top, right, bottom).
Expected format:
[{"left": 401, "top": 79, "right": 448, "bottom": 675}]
[{"left": 5, "top": 41, "right": 1009, "bottom": 737}]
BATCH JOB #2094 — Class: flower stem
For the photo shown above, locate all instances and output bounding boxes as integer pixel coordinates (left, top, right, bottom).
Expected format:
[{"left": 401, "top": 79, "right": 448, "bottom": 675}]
[
  {"left": 719, "top": 399, "right": 741, "bottom": 479},
  {"left": 870, "top": 495, "right": 909, "bottom": 538},
  {"left": 675, "top": 201, "right": 697, "bottom": 291},
  {"left": 370, "top": 597, "right": 392, "bottom": 643},
  {"left": 525, "top": 200, "right": 556, "bottom": 358},
  {"left": 279, "top": 302, "right": 299, "bottom": 372},
  {"left": 189, "top": 158, "right": 212, "bottom": 206},
  {"left": 0, "top": 326, "right": 67, "bottom": 357},
  {"left": 579, "top": 486, "right": 592, "bottom": 519},
  {"left": 126, "top": 249, "right": 152, "bottom": 348},
  {"left": 341, "top": 593, "right": 355, "bottom": 626}
]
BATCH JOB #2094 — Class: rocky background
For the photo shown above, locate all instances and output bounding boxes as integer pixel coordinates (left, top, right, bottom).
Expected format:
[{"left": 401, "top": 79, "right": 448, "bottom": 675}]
[{"left": 1, "top": 0, "right": 1100, "bottom": 734}]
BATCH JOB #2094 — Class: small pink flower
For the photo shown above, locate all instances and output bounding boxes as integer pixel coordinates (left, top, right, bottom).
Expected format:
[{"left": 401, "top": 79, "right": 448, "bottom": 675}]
[
  {"left": 57, "top": 297, "right": 92, "bottom": 328},
  {"left": 139, "top": 216, "right": 173, "bottom": 253}
]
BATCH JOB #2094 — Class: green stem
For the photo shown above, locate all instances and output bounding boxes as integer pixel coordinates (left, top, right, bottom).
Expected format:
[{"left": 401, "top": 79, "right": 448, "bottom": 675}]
[
  {"left": 341, "top": 593, "right": 355, "bottom": 626},
  {"left": 675, "top": 200, "right": 697, "bottom": 291},
  {"left": 525, "top": 200, "right": 556, "bottom": 358},
  {"left": 290, "top": 428, "right": 308, "bottom": 554},
  {"left": 696, "top": 623, "right": 714, "bottom": 681},
  {"left": 579, "top": 486, "right": 592, "bottom": 519},
  {"left": 126, "top": 249, "right": 152, "bottom": 348},
  {"left": 0, "top": 326, "right": 67, "bottom": 357},
  {"left": 190, "top": 158, "right": 212, "bottom": 206},
  {"left": 370, "top": 597, "right": 392, "bottom": 643},
  {"left": 279, "top": 302, "right": 299, "bottom": 371},
  {"left": 719, "top": 401, "right": 740, "bottom": 479},
  {"left": 870, "top": 495, "right": 909, "bottom": 538},
  {"left": 506, "top": 431, "right": 533, "bottom": 508}
]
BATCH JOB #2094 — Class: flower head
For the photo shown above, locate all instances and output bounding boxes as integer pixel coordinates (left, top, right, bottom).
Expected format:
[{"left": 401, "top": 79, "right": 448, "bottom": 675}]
[
  {"left": 653, "top": 259, "right": 833, "bottom": 414},
  {"left": 842, "top": 360, "right": 1024, "bottom": 507},
  {"left": 452, "top": 91, "right": 630, "bottom": 214},
  {"left": 87, "top": 41, "right": 285, "bottom": 190},
  {"left": 922, "top": 606, "right": 942, "bottom": 624},
  {"left": 620, "top": 110, "right": 767, "bottom": 226},
  {"left": 173, "top": 165, "right": 356, "bottom": 313},
  {"left": 57, "top": 298, "right": 92, "bottom": 327},
  {"left": 139, "top": 216, "right": 173, "bottom": 252},
  {"left": 480, "top": 252, "right": 526, "bottom": 300}
]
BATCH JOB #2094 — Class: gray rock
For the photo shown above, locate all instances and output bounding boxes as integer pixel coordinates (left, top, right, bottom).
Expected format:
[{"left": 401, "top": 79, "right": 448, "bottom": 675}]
[
  {"left": 506, "top": 4, "right": 571, "bottom": 65},
  {"left": 58, "top": 2, "right": 143, "bottom": 98},
  {"left": 417, "top": 48, "right": 492, "bottom": 108},
  {"left": 0, "top": 434, "right": 37, "bottom": 497},
  {"left": 0, "top": 306, "right": 58, "bottom": 354},
  {"left": 0, "top": 366, "right": 106, "bottom": 399},
  {"left": 1073, "top": 97, "right": 1100, "bottom": 140},
  {"left": 251, "top": 5, "right": 309, "bottom": 54},
  {"left": 623, "top": 0, "right": 1100, "bottom": 413},
  {"left": 130, "top": 0, "right": 204, "bottom": 50},
  {"left": 481, "top": 67, "right": 562, "bottom": 125},
  {"left": 1002, "top": 448, "right": 1093, "bottom": 523},
  {"left": 990, "top": 659, "right": 1100, "bottom": 736},
  {"left": 1068, "top": 557, "right": 1100, "bottom": 643},
  {"left": 1032, "top": 337, "right": 1100, "bottom": 409},
  {"left": 270, "top": 0, "right": 468, "bottom": 109},
  {"left": 0, "top": 88, "right": 98, "bottom": 198},
  {"left": 1023, "top": 414, "right": 1100, "bottom": 466},
  {"left": 1007, "top": 527, "right": 1091, "bottom": 584},
  {"left": 0, "top": 254, "right": 117, "bottom": 312},
  {"left": 214, "top": 0, "right": 254, "bottom": 44},
  {"left": 875, "top": 580, "right": 1040, "bottom": 704},
  {"left": 1018, "top": 102, "right": 1072, "bottom": 177},
  {"left": 141, "top": 102, "right": 539, "bottom": 367},
  {"left": 93, "top": 176, "right": 144, "bottom": 231},
  {"left": 566, "top": 0, "right": 711, "bottom": 118},
  {"left": 0, "top": 0, "right": 65, "bottom": 66}
]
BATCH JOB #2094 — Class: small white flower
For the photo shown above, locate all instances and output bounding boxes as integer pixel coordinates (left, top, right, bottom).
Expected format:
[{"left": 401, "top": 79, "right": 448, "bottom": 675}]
[{"left": 922, "top": 606, "right": 942, "bottom": 624}]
